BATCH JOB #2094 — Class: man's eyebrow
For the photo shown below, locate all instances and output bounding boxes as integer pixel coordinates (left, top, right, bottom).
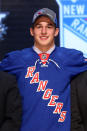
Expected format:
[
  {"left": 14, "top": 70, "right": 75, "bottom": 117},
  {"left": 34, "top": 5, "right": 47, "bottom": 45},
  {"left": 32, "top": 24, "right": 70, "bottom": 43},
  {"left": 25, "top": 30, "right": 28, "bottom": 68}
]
[
  {"left": 34, "top": 23, "right": 42, "bottom": 26},
  {"left": 47, "top": 23, "right": 54, "bottom": 26}
]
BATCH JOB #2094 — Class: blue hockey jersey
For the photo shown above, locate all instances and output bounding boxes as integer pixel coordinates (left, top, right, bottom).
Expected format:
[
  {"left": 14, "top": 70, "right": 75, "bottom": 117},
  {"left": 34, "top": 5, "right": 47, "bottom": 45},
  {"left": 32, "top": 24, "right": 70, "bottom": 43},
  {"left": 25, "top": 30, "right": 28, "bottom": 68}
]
[{"left": 0, "top": 46, "right": 87, "bottom": 131}]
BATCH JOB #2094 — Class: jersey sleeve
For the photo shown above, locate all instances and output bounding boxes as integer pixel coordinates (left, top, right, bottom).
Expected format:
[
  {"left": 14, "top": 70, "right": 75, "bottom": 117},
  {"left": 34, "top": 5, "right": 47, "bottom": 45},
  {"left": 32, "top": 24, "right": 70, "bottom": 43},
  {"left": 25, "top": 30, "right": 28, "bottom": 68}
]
[
  {"left": 60, "top": 48, "right": 87, "bottom": 76},
  {"left": 0, "top": 51, "right": 25, "bottom": 74}
]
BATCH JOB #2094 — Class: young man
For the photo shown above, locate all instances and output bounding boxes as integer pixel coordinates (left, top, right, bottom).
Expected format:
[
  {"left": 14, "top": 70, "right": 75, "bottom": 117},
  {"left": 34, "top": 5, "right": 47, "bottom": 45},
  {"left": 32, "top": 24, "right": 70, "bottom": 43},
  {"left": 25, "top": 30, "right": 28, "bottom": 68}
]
[
  {"left": 0, "top": 71, "right": 22, "bottom": 131},
  {"left": 0, "top": 8, "right": 87, "bottom": 131}
]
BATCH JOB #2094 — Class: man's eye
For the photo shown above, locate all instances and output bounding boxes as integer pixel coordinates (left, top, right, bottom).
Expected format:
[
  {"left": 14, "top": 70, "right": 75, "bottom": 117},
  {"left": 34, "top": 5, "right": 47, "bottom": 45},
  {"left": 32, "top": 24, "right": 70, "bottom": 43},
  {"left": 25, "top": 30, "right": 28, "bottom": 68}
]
[
  {"left": 36, "top": 25, "right": 42, "bottom": 28},
  {"left": 47, "top": 26, "right": 53, "bottom": 28}
]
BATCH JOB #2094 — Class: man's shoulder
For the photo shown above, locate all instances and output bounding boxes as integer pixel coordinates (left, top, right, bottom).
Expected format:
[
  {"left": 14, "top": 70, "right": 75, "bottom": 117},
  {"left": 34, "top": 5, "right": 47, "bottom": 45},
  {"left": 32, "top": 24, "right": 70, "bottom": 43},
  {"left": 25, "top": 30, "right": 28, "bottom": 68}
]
[
  {"left": 55, "top": 47, "right": 83, "bottom": 62},
  {"left": 55, "top": 47, "right": 82, "bottom": 54},
  {"left": 8, "top": 47, "right": 32, "bottom": 56},
  {"left": 3, "top": 47, "right": 34, "bottom": 63}
]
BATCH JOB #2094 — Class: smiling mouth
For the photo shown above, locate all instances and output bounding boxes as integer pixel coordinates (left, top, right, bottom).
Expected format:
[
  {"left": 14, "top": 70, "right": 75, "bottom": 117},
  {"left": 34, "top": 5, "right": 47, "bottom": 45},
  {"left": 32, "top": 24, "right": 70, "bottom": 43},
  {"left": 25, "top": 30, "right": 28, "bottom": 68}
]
[{"left": 40, "top": 36, "right": 48, "bottom": 40}]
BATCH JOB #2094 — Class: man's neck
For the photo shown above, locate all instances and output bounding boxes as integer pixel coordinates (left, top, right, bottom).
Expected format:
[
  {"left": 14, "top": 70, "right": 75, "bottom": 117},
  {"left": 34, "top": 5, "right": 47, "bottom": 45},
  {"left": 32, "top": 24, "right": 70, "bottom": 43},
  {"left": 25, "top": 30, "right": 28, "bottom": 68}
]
[
  {"left": 33, "top": 44, "right": 55, "bottom": 54},
  {"left": 34, "top": 44, "right": 55, "bottom": 53}
]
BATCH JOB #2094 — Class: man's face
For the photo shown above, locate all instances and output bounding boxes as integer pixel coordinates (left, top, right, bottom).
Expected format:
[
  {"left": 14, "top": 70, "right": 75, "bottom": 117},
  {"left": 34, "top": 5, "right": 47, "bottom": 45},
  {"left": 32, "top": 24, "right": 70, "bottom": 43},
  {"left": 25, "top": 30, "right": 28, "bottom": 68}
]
[{"left": 30, "top": 16, "right": 59, "bottom": 51}]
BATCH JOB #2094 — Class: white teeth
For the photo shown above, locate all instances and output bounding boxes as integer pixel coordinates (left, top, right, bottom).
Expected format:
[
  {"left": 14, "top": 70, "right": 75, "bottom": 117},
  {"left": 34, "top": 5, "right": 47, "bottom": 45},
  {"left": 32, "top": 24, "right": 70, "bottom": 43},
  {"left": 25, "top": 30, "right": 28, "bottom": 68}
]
[{"left": 40, "top": 36, "right": 48, "bottom": 38}]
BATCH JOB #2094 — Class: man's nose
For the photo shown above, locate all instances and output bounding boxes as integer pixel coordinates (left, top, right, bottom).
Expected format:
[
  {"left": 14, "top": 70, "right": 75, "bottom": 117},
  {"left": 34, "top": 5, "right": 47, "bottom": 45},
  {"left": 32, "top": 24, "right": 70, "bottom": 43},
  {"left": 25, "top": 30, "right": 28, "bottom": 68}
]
[{"left": 41, "top": 27, "right": 47, "bottom": 34}]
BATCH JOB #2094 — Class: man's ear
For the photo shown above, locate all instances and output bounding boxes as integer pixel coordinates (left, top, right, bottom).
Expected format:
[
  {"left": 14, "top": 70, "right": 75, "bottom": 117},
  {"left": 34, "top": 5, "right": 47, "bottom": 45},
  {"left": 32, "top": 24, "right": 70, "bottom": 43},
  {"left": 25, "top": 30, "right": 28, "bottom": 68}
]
[
  {"left": 30, "top": 28, "right": 34, "bottom": 36},
  {"left": 54, "top": 28, "right": 59, "bottom": 37}
]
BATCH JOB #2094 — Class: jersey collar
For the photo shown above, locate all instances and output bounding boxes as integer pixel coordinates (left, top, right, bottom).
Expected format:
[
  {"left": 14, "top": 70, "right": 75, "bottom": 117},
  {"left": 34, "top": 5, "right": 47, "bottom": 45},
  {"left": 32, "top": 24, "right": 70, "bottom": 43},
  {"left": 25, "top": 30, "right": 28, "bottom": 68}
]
[{"left": 33, "top": 45, "right": 55, "bottom": 55}]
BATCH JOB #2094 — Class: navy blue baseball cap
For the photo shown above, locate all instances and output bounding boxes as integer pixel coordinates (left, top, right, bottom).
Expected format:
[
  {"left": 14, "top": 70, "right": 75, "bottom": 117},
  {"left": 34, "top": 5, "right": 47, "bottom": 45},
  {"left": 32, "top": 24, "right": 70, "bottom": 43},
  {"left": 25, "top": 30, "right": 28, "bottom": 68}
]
[{"left": 32, "top": 8, "right": 58, "bottom": 27}]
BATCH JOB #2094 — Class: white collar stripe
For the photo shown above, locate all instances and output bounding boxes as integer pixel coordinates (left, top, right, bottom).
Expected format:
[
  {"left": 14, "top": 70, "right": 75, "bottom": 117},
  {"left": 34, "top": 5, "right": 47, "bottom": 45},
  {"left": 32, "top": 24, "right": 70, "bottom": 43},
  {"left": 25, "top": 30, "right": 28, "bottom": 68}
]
[{"left": 33, "top": 45, "right": 55, "bottom": 54}]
